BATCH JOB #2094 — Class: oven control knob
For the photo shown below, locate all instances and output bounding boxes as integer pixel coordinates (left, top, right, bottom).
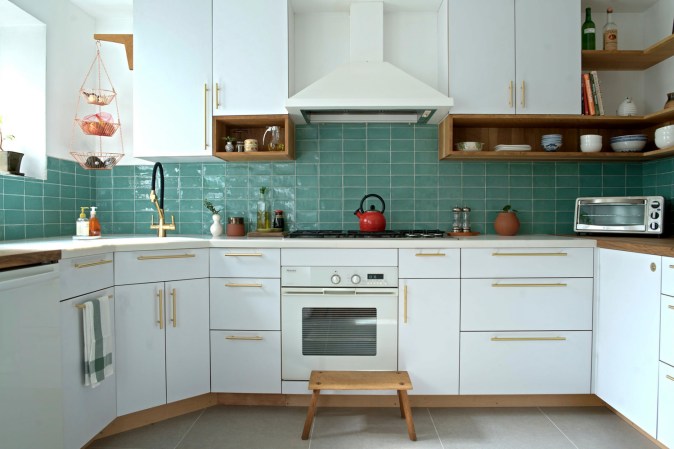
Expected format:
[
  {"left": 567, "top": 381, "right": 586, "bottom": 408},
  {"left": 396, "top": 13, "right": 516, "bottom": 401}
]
[
  {"left": 651, "top": 211, "right": 660, "bottom": 219},
  {"left": 331, "top": 274, "right": 341, "bottom": 284},
  {"left": 650, "top": 222, "right": 660, "bottom": 231},
  {"left": 351, "top": 275, "right": 361, "bottom": 284},
  {"left": 651, "top": 200, "right": 661, "bottom": 208}
]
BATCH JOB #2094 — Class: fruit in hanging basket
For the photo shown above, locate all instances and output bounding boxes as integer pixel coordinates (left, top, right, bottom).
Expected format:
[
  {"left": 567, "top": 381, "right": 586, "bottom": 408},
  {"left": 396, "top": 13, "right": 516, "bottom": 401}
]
[
  {"left": 85, "top": 156, "right": 104, "bottom": 168},
  {"left": 78, "top": 112, "right": 119, "bottom": 137}
]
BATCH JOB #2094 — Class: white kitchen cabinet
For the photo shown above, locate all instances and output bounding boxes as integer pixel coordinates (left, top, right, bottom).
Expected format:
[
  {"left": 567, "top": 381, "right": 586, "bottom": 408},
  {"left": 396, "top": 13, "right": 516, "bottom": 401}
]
[
  {"left": 448, "top": 0, "right": 580, "bottom": 114},
  {"left": 658, "top": 362, "right": 674, "bottom": 448},
  {"left": 115, "top": 278, "right": 209, "bottom": 415},
  {"left": 133, "top": 0, "right": 213, "bottom": 159},
  {"left": 210, "top": 278, "right": 280, "bottom": 330},
  {"left": 59, "top": 253, "right": 113, "bottom": 299},
  {"left": 662, "top": 256, "right": 674, "bottom": 297},
  {"left": 461, "top": 247, "right": 593, "bottom": 278},
  {"left": 662, "top": 295, "right": 674, "bottom": 367},
  {"left": 115, "top": 249, "right": 209, "bottom": 285},
  {"left": 596, "top": 249, "right": 660, "bottom": 438},
  {"left": 211, "top": 331, "right": 281, "bottom": 393},
  {"left": 210, "top": 248, "right": 280, "bottom": 278},
  {"left": 212, "top": 0, "right": 288, "bottom": 115},
  {"left": 398, "top": 249, "right": 459, "bottom": 279}
]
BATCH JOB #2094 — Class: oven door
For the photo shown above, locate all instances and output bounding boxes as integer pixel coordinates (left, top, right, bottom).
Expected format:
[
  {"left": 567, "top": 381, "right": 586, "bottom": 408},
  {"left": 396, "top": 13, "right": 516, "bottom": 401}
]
[{"left": 281, "top": 287, "right": 398, "bottom": 381}]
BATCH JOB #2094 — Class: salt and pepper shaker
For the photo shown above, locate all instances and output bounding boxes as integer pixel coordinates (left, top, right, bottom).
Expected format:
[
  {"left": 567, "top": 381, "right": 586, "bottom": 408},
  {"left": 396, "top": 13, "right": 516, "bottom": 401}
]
[
  {"left": 452, "top": 207, "right": 463, "bottom": 233},
  {"left": 461, "top": 207, "right": 471, "bottom": 232}
]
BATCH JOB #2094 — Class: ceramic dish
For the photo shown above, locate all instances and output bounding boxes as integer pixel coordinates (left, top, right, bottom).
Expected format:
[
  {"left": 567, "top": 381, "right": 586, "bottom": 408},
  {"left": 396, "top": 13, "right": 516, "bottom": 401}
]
[
  {"left": 455, "top": 141, "right": 484, "bottom": 151},
  {"left": 610, "top": 140, "right": 646, "bottom": 152}
]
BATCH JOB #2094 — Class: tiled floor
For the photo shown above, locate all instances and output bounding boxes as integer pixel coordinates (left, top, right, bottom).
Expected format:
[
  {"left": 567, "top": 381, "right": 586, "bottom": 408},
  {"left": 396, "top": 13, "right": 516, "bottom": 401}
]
[{"left": 90, "top": 405, "right": 660, "bottom": 449}]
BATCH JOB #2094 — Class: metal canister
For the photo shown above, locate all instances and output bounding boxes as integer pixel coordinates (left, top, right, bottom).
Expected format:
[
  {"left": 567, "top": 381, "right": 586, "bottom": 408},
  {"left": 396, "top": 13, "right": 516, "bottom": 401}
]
[
  {"left": 461, "top": 207, "right": 471, "bottom": 232},
  {"left": 452, "top": 207, "right": 462, "bottom": 232}
]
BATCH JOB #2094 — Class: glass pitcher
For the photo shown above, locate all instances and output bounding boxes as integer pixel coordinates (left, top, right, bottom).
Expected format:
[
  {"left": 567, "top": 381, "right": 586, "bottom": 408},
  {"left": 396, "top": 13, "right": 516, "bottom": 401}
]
[{"left": 262, "top": 126, "right": 281, "bottom": 151}]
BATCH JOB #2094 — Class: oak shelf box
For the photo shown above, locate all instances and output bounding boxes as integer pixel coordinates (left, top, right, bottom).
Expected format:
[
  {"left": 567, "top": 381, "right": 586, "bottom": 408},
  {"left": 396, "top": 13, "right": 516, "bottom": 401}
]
[
  {"left": 582, "top": 34, "right": 674, "bottom": 71},
  {"left": 213, "top": 114, "right": 295, "bottom": 161},
  {"left": 439, "top": 109, "right": 674, "bottom": 162}
]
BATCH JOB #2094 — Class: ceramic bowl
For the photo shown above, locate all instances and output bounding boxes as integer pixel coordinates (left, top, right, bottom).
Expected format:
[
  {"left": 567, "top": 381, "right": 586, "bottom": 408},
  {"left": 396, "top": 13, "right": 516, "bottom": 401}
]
[
  {"left": 655, "top": 134, "right": 674, "bottom": 149},
  {"left": 610, "top": 140, "right": 646, "bottom": 152},
  {"left": 580, "top": 143, "right": 602, "bottom": 152},
  {"left": 580, "top": 134, "right": 602, "bottom": 143},
  {"left": 542, "top": 142, "right": 562, "bottom": 152},
  {"left": 655, "top": 124, "right": 674, "bottom": 136},
  {"left": 455, "top": 141, "right": 484, "bottom": 151}
]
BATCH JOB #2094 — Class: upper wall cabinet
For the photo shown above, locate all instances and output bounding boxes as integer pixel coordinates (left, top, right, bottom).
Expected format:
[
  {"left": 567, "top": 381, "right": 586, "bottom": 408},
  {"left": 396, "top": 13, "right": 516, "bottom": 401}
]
[
  {"left": 133, "top": 0, "right": 214, "bottom": 160},
  {"left": 448, "top": 0, "right": 581, "bottom": 114},
  {"left": 213, "top": 0, "right": 288, "bottom": 116}
]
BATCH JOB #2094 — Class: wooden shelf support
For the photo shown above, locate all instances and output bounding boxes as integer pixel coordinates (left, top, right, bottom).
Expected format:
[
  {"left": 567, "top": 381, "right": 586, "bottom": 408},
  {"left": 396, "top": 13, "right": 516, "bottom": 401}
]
[{"left": 94, "top": 34, "right": 133, "bottom": 70}]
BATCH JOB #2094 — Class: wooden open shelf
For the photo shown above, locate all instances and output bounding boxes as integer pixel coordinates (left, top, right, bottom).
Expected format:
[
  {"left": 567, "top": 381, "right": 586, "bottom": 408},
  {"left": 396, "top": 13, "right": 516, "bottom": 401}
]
[
  {"left": 582, "top": 33, "right": 674, "bottom": 71},
  {"left": 213, "top": 114, "right": 295, "bottom": 161},
  {"left": 439, "top": 110, "right": 674, "bottom": 162}
]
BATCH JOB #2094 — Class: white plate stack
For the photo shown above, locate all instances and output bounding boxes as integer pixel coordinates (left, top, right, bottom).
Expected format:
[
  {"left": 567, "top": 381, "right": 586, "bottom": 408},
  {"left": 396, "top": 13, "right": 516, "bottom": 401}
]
[{"left": 494, "top": 144, "right": 532, "bottom": 152}]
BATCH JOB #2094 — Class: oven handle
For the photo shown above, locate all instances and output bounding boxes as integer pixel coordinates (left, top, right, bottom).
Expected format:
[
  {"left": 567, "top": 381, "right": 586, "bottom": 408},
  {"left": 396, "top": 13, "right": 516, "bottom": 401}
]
[{"left": 282, "top": 288, "right": 398, "bottom": 296}]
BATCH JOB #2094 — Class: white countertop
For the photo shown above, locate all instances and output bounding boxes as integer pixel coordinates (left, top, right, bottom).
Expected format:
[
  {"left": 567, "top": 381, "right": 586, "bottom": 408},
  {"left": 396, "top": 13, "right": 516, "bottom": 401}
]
[{"left": 0, "top": 234, "right": 596, "bottom": 260}]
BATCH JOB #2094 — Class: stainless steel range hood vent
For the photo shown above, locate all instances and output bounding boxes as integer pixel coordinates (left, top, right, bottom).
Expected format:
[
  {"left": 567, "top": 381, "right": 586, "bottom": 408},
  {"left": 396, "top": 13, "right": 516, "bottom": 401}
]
[{"left": 286, "top": 2, "right": 453, "bottom": 125}]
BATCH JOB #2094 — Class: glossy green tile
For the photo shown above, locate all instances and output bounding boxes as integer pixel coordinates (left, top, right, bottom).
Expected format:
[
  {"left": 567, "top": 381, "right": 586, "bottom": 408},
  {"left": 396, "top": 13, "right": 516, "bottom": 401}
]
[
  {"left": 463, "top": 175, "right": 486, "bottom": 188},
  {"left": 415, "top": 175, "right": 438, "bottom": 188},
  {"left": 366, "top": 165, "right": 390, "bottom": 176},
  {"left": 391, "top": 152, "right": 414, "bottom": 164},
  {"left": 319, "top": 151, "right": 342, "bottom": 164},
  {"left": 343, "top": 139, "right": 366, "bottom": 151},
  {"left": 368, "top": 152, "right": 390, "bottom": 164},
  {"left": 391, "top": 139, "right": 414, "bottom": 152},
  {"left": 367, "top": 176, "right": 391, "bottom": 188},
  {"left": 510, "top": 163, "right": 533, "bottom": 175},
  {"left": 415, "top": 152, "right": 436, "bottom": 164},
  {"left": 603, "top": 164, "right": 626, "bottom": 176},
  {"left": 415, "top": 126, "right": 437, "bottom": 139},
  {"left": 415, "top": 164, "right": 437, "bottom": 176},
  {"left": 555, "top": 163, "right": 579, "bottom": 176},
  {"left": 368, "top": 140, "right": 390, "bottom": 152},
  {"left": 4, "top": 194, "right": 24, "bottom": 210},
  {"left": 391, "top": 125, "right": 414, "bottom": 139},
  {"left": 367, "top": 126, "right": 390, "bottom": 139},
  {"left": 320, "top": 176, "right": 342, "bottom": 188},
  {"left": 391, "top": 164, "right": 414, "bottom": 176}
]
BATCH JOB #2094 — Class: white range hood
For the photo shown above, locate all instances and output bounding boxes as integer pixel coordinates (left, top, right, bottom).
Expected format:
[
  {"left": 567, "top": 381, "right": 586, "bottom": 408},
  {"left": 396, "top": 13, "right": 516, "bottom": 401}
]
[{"left": 286, "top": 2, "right": 453, "bottom": 125}]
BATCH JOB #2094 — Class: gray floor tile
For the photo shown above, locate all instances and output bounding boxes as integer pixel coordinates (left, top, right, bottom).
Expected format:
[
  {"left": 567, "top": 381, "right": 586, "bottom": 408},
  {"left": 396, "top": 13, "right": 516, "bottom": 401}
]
[
  {"left": 175, "top": 405, "right": 310, "bottom": 449},
  {"left": 429, "top": 407, "right": 576, "bottom": 449},
  {"left": 90, "top": 410, "right": 202, "bottom": 449},
  {"left": 540, "top": 407, "right": 660, "bottom": 449},
  {"left": 309, "top": 407, "right": 442, "bottom": 449}
]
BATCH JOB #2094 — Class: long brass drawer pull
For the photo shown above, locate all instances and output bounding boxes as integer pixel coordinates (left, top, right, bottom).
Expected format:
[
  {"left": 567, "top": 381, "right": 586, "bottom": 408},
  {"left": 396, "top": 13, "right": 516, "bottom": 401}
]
[
  {"left": 224, "top": 253, "right": 263, "bottom": 257},
  {"left": 170, "top": 288, "right": 177, "bottom": 328},
  {"left": 491, "top": 337, "right": 566, "bottom": 342},
  {"left": 157, "top": 290, "right": 164, "bottom": 330},
  {"left": 403, "top": 285, "right": 408, "bottom": 324},
  {"left": 74, "top": 259, "right": 113, "bottom": 269},
  {"left": 74, "top": 294, "right": 113, "bottom": 308},
  {"left": 669, "top": 305, "right": 674, "bottom": 310},
  {"left": 492, "top": 252, "right": 568, "bottom": 257},
  {"left": 225, "top": 283, "right": 263, "bottom": 288},
  {"left": 669, "top": 265, "right": 674, "bottom": 269},
  {"left": 415, "top": 253, "right": 446, "bottom": 257},
  {"left": 667, "top": 375, "right": 674, "bottom": 382},
  {"left": 491, "top": 283, "right": 567, "bottom": 288},
  {"left": 226, "top": 336, "right": 263, "bottom": 341},
  {"left": 137, "top": 254, "right": 196, "bottom": 261}
]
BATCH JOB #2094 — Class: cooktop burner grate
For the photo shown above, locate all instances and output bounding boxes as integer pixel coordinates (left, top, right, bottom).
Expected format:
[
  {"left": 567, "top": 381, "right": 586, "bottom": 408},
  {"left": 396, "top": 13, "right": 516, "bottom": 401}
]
[{"left": 287, "top": 230, "right": 447, "bottom": 239}]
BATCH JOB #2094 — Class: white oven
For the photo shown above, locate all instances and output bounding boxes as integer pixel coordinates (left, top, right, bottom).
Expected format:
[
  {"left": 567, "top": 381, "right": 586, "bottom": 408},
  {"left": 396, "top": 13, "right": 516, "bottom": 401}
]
[{"left": 281, "top": 266, "right": 398, "bottom": 381}]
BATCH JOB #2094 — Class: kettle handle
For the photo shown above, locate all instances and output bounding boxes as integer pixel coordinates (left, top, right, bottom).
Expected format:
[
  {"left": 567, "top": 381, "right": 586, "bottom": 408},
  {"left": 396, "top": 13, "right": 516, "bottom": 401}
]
[{"left": 357, "top": 193, "right": 386, "bottom": 214}]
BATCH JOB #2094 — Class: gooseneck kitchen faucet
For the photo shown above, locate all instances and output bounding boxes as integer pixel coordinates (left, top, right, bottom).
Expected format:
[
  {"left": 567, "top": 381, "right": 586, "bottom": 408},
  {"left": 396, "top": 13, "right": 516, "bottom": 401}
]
[{"left": 149, "top": 162, "right": 175, "bottom": 237}]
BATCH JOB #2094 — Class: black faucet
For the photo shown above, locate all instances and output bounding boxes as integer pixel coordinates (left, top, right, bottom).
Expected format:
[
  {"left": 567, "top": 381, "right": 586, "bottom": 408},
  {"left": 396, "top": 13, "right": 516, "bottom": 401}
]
[{"left": 149, "top": 162, "right": 175, "bottom": 237}]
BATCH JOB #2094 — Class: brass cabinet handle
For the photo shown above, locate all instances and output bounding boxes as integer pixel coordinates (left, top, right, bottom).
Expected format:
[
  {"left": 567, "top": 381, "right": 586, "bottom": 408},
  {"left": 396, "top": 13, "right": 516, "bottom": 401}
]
[
  {"left": 225, "top": 283, "right": 263, "bottom": 288},
  {"left": 204, "top": 83, "right": 209, "bottom": 150},
  {"left": 651, "top": 263, "right": 657, "bottom": 272},
  {"left": 669, "top": 265, "right": 674, "bottom": 269},
  {"left": 491, "top": 283, "right": 567, "bottom": 288},
  {"left": 170, "top": 288, "right": 177, "bottom": 328},
  {"left": 403, "top": 284, "right": 408, "bottom": 324},
  {"left": 667, "top": 375, "right": 674, "bottom": 382},
  {"left": 157, "top": 289, "right": 164, "bottom": 330},
  {"left": 74, "top": 294, "right": 113, "bottom": 308},
  {"left": 668, "top": 305, "right": 674, "bottom": 310},
  {"left": 508, "top": 80, "right": 513, "bottom": 108},
  {"left": 520, "top": 80, "right": 525, "bottom": 108},
  {"left": 137, "top": 254, "right": 196, "bottom": 261},
  {"left": 491, "top": 252, "right": 568, "bottom": 257},
  {"left": 225, "top": 336, "right": 263, "bottom": 341},
  {"left": 224, "top": 253, "right": 263, "bottom": 257},
  {"left": 415, "top": 253, "right": 446, "bottom": 257},
  {"left": 74, "top": 259, "right": 113, "bottom": 269},
  {"left": 215, "top": 82, "right": 221, "bottom": 109},
  {"left": 491, "top": 336, "right": 566, "bottom": 342}
]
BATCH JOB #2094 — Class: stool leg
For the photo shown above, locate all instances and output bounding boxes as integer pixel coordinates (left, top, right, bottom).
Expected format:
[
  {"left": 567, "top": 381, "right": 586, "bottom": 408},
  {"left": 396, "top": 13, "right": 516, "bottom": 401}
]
[
  {"left": 399, "top": 391, "right": 417, "bottom": 441},
  {"left": 302, "top": 390, "right": 320, "bottom": 440},
  {"left": 397, "top": 390, "right": 405, "bottom": 418}
]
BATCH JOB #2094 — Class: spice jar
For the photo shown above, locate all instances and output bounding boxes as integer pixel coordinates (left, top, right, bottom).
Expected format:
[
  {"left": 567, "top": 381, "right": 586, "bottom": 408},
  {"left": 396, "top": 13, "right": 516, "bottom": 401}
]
[
  {"left": 226, "top": 217, "right": 245, "bottom": 237},
  {"left": 272, "top": 210, "right": 285, "bottom": 231}
]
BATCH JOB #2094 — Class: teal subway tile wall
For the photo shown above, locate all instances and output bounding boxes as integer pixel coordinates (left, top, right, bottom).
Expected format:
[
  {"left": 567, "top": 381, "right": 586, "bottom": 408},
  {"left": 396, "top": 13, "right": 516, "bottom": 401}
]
[{"left": 1, "top": 123, "right": 671, "bottom": 240}]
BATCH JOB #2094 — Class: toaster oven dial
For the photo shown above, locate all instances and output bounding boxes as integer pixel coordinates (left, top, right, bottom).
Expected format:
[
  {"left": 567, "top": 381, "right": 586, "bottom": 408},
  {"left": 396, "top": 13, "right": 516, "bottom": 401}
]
[
  {"left": 650, "top": 222, "right": 660, "bottom": 231},
  {"left": 331, "top": 274, "right": 341, "bottom": 284},
  {"left": 651, "top": 211, "right": 660, "bottom": 219},
  {"left": 651, "top": 200, "right": 661, "bottom": 208}
]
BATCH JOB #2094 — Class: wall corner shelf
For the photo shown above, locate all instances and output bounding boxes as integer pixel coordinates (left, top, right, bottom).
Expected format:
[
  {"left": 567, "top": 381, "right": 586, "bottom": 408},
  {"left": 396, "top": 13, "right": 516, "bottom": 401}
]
[{"left": 582, "top": 33, "right": 674, "bottom": 71}]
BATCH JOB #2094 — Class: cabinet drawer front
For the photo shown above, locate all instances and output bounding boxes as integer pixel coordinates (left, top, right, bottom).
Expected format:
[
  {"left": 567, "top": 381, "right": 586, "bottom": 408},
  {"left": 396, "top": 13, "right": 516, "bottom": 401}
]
[
  {"left": 461, "top": 248, "right": 593, "bottom": 278},
  {"left": 658, "top": 362, "right": 674, "bottom": 448},
  {"left": 282, "top": 249, "right": 397, "bottom": 267},
  {"left": 460, "top": 331, "right": 592, "bottom": 394},
  {"left": 60, "top": 253, "right": 114, "bottom": 299},
  {"left": 662, "top": 296, "right": 674, "bottom": 366},
  {"left": 461, "top": 278, "right": 593, "bottom": 331},
  {"left": 210, "top": 248, "right": 280, "bottom": 278},
  {"left": 210, "top": 278, "right": 280, "bottom": 330},
  {"left": 211, "top": 330, "right": 281, "bottom": 394},
  {"left": 399, "top": 249, "right": 460, "bottom": 278},
  {"left": 115, "top": 249, "right": 208, "bottom": 284},
  {"left": 662, "top": 257, "right": 674, "bottom": 297}
]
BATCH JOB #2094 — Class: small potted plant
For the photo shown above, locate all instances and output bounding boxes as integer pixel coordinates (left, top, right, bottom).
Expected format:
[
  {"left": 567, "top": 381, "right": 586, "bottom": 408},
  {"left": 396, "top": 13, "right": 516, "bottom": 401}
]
[
  {"left": 494, "top": 204, "right": 520, "bottom": 236},
  {"left": 0, "top": 115, "right": 22, "bottom": 175},
  {"left": 204, "top": 199, "right": 223, "bottom": 237}
]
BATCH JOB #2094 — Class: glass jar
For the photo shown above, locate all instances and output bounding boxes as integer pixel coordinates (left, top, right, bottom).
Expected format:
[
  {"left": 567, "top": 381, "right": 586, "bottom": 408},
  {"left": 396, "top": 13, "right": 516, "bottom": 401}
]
[
  {"left": 272, "top": 210, "right": 285, "bottom": 231},
  {"left": 452, "top": 207, "right": 462, "bottom": 232},
  {"left": 461, "top": 207, "right": 471, "bottom": 232},
  {"left": 256, "top": 187, "right": 270, "bottom": 230}
]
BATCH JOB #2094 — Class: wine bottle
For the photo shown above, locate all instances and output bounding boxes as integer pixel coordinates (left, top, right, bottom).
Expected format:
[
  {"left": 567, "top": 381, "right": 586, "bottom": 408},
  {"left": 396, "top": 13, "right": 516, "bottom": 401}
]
[
  {"left": 582, "top": 8, "right": 596, "bottom": 50},
  {"left": 603, "top": 7, "right": 618, "bottom": 51}
]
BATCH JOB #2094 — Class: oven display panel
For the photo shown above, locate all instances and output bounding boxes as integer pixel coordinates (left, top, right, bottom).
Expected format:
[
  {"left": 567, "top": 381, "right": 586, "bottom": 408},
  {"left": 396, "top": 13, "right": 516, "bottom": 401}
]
[{"left": 367, "top": 274, "right": 384, "bottom": 280}]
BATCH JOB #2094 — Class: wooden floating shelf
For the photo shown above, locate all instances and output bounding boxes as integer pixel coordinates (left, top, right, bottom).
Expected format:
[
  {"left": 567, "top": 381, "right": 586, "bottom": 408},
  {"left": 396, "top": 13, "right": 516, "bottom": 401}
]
[
  {"left": 213, "top": 114, "right": 295, "bottom": 161},
  {"left": 582, "top": 33, "right": 674, "bottom": 71},
  {"left": 440, "top": 147, "right": 674, "bottom": 162}
]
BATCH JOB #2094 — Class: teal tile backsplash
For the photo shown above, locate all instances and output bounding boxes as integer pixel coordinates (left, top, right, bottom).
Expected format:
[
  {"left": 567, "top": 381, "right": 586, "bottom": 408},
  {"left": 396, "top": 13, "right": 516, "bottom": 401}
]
[{"left": 0, "top": 122, "right": 670, "bottom": 240}]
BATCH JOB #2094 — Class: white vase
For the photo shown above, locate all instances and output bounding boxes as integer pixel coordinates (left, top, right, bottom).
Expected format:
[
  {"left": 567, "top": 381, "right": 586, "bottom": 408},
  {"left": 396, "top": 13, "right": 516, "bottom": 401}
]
[
  {"left": 617, "top": 97, "right": 637, "bottom": 116},
  {"left": 210, "top": 214, "right": 223, "bottom": 237}
]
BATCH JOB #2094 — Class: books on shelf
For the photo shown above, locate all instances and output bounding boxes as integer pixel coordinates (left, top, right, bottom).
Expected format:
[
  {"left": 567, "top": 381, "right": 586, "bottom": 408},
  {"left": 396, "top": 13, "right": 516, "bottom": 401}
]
[{"left": 581, "top": 71, "right": 605, "bottom": 116}]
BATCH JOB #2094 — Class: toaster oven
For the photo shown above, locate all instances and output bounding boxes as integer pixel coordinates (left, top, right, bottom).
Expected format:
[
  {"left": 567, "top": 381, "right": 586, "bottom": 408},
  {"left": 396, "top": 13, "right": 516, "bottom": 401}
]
[{"left": 574, "top": 196, "right": 664, "bottom": 235}]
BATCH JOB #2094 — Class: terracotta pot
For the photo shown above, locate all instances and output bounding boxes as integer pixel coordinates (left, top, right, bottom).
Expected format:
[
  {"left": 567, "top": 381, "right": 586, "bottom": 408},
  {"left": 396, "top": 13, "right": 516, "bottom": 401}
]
[{"left": 494, "top": 211, "right": 520, "bottom": 236}]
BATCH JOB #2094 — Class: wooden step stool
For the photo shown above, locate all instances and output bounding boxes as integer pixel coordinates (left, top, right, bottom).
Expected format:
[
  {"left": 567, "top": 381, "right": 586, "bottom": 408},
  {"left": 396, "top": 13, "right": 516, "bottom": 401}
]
[{"left": 301, "top": 370, "right": 416, "bottom": 441}]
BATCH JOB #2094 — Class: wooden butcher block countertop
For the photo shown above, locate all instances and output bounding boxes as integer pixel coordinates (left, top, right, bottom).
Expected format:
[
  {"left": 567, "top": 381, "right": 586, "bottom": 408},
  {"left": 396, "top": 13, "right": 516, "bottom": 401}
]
[
  {"left": 0, "top": 249, "right": 62, "bottom": 270},
  {"left": 592, "top": 236, "right": 674, "bottom": 258}
]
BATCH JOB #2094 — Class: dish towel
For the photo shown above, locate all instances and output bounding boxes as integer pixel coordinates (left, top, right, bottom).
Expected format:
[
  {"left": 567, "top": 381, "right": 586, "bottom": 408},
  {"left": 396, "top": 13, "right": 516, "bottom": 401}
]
[{"left": 83, "top": 295, "right": 113, "bottom": 387}]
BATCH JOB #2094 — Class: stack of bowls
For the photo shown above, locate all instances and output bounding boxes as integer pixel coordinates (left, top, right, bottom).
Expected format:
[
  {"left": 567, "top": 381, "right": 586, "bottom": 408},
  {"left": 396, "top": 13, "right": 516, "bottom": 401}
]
[
  {"left": 655, "top": 124, "right": 674, "bottom": 149},
  {"left": 541, "top": 134, "right": 562, "bottom": 152},
  {"left": 580, "top": 134, "right": 602, "bottom": 153},
  {"left": 610, "top": 134, "right": 647, "bottom": 152}
]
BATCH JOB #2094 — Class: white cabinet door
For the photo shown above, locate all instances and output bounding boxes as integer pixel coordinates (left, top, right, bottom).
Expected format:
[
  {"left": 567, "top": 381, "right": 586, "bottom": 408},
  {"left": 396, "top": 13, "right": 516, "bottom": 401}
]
[
  {"left": 398, "top": 279, "right": 460, "bottom": 394},
  {"left": 115, "top": 283, "right": 166, "bottom": 416},
  {"left": 662, "top": 295, "right": 674, "bottom": 366},
  {"left": 398, "top": 249, "right": 460, "bottom": 279},
  {"left": 658, "top": 362, "right": 674, "bottom": 448},
  {"left": 213, "top": 0, "right": 288, "bottom": 115},
  {"left": 165, "top": 279, "right": 210, "bottom": 403},
  {"left": 210, "top": 278, "right": 281, "bottom": 330},
  {"left": 514, "top": 0, "right": 580, "bottom": 114},
  {"left": 596, "top": 249, "right": 660, "bottom": 438},
  {"left": 133, "top": 0, "right": 213, "bottom": 158}
]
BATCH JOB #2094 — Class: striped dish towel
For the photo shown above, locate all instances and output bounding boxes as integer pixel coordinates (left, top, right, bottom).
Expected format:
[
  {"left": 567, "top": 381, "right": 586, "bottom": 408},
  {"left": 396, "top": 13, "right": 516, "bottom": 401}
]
[{"left": 83, "top": 295, "right": 113, "bottom": 387}]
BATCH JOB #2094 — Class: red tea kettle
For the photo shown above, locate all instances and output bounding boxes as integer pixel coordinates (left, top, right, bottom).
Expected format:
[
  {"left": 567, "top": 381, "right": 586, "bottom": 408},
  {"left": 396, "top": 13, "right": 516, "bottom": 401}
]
[{"left": 354, "top": 194, "right": 386, "bottom": 232}]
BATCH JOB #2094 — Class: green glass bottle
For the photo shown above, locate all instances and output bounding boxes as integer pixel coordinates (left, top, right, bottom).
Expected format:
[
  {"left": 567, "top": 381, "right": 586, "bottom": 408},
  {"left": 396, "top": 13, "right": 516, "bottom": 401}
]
[
  {"left": 256, "top": 187, "right": 270, "bottom": 230},
  {"left": 582, "top": 7, "right": 596, "bottom": 50}
]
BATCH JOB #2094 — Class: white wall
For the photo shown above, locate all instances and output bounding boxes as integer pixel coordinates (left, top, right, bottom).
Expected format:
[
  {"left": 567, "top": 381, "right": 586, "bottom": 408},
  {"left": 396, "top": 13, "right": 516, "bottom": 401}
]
[{"left": 644, "top": 0, "right": 674, "bottom": 113}]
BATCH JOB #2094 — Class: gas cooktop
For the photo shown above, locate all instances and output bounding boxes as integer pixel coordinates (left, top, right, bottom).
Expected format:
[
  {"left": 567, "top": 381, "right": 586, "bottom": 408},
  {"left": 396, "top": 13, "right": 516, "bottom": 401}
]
[{"left": 287, "top": 230, "right": 448, "bottom": 239}]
